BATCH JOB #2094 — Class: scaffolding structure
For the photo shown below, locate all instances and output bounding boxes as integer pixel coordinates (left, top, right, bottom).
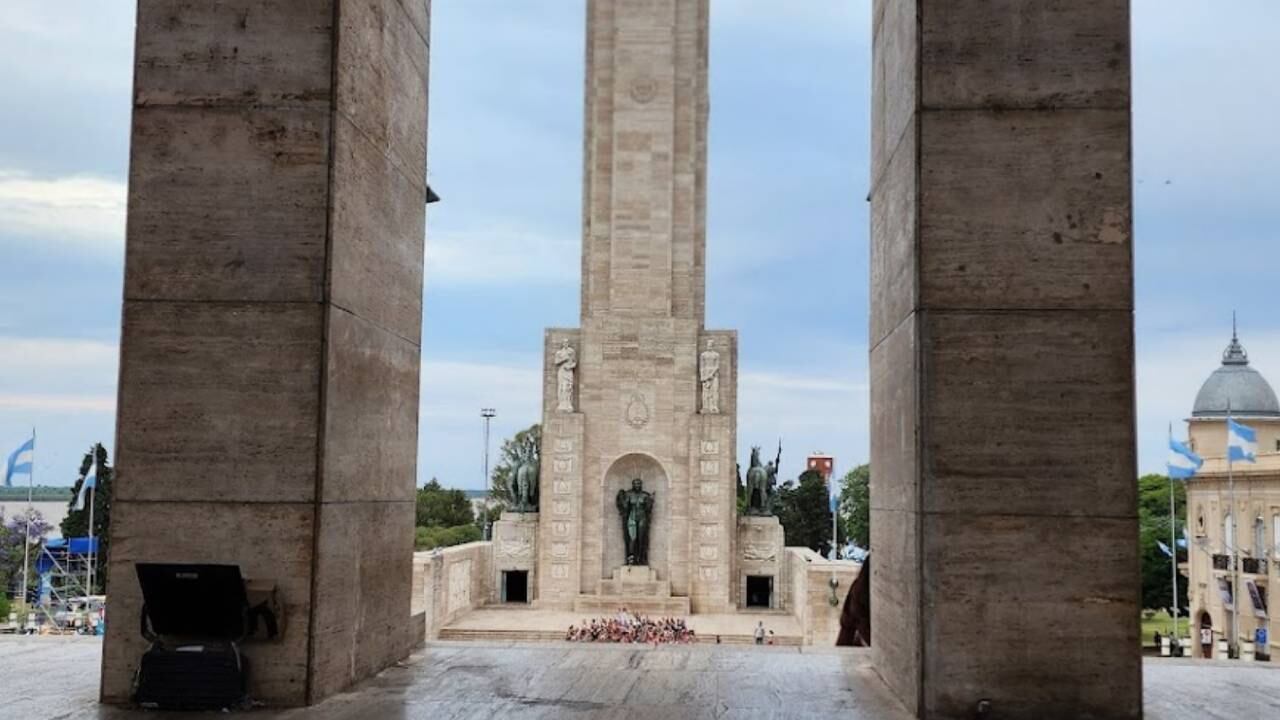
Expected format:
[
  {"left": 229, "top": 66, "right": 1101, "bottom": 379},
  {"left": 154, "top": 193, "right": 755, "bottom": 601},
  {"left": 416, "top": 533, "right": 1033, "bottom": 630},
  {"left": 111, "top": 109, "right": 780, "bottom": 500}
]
[{"left": 31, "top": 537, "right": 100, "bottom": 633}]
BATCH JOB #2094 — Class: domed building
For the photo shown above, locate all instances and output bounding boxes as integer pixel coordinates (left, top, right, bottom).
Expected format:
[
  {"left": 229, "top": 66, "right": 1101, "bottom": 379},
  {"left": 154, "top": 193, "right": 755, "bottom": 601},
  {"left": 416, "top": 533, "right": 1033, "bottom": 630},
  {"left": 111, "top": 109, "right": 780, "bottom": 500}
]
[{"left": 1185, "top": 328, "right": 1280, "bottom": 660}]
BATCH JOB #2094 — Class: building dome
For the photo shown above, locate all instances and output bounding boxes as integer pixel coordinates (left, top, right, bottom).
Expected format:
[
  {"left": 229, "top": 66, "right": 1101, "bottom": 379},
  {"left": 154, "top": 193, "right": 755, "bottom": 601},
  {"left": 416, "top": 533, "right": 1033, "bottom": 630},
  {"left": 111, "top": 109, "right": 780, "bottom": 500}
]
[{"left": 1191, "top": 329, "right": 1280, "bottom": 418}]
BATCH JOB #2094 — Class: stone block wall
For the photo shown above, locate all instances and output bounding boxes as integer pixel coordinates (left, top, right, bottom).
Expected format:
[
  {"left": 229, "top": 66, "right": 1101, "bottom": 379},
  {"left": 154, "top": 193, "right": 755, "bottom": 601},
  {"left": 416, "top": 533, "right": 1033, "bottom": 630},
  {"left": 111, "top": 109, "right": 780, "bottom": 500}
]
[
  {"left": 785, "top": 548, "right": 861, "bottom": 646},
  {"left": 414, "top": 543, "right": 493, "bottom": 640},
  {"left": 870, "top": 1, "right": 1139, "bottom": 716},
  {"left": 104, "top": 0, "right": 431, "bottom": 707}
]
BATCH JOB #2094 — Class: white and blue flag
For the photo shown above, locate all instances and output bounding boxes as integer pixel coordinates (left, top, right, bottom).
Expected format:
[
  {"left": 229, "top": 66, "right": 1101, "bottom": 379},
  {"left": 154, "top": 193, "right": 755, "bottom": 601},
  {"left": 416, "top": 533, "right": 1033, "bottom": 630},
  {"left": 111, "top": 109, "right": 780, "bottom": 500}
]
[
  {"left": 1157, "top": 540, "right": 1174, "bottom": 558},
  {"left": 1167, "top": 437, "right": 1203, "bottom": 479},
  {"left": 1228, "top": 418, "right": 1258, "bottom": 463},
  {"left": 75, "top": 455, "right": 98, "bottom": 510},
  {"left": 5, "top": 435, "right": 34, "bottom": 487}
]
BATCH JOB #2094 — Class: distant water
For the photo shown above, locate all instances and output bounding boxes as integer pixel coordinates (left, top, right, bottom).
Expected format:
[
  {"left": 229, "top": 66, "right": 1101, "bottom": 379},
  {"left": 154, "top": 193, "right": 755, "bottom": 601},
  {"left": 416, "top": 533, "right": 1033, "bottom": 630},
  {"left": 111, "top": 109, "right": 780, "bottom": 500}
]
[{"left": 0, "top": 500, "right": 71, "bottom": 539}]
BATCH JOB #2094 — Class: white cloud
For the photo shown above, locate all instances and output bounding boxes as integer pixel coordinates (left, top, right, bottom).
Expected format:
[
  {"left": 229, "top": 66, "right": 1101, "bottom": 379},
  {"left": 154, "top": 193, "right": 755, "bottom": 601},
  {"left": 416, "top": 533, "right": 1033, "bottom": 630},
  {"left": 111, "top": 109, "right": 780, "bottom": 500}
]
[
  {"left": 0, "top": 170, "right": 126, "bottom": 249},
  {"left": 0, "top": 394, "right": 114, "bottom": 413},
  {"left": 425, "top": 225, "right": 577, "bottom": 286},
  {"left": 0, "top": 336, "right": 119, "bottom": 414}
]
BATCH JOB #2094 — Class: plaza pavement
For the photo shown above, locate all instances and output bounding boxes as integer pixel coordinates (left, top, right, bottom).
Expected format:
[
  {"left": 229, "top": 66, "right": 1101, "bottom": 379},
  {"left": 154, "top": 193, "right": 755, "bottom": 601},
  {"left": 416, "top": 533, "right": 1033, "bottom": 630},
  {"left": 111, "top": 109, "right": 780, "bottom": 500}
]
[{"left": 2, "top": 637, "right": 1278, "bottom": 718}]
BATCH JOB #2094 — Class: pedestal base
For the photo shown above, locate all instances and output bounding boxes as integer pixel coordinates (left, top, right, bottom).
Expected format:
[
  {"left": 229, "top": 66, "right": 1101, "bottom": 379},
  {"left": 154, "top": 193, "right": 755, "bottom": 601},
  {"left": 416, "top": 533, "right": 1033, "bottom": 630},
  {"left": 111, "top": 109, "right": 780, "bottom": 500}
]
[{"left": 573, "top": 566, "right": 691, "bottom": 616}]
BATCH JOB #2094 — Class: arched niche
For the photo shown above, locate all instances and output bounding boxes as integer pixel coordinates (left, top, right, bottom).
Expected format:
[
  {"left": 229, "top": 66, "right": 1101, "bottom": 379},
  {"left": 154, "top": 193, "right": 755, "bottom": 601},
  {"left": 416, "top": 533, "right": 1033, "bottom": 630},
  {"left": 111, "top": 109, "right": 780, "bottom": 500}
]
[{"left": 602, "top": 453, "right": 669, "bottom": 581}]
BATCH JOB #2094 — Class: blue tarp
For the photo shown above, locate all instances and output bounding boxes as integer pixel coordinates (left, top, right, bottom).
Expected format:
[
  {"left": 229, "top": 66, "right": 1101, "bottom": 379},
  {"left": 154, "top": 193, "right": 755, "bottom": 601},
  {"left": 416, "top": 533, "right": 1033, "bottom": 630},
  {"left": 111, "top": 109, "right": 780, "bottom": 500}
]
[{"left": 44, "top": 537, "right": 100, "bottom": 555}]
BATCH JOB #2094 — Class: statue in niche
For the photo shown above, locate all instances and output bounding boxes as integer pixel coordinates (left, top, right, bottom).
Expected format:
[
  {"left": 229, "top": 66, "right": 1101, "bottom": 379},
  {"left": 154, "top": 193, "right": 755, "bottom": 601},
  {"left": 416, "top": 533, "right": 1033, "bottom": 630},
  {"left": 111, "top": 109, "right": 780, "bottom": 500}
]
[
  {"left": 555, "top": 339, "right": 577, "bottom": 413},
  {"left": 744, "top": 443, "right": 781, "bottom": 516},
  {"left": 699, "top": 339, "right": 721, "bottom": 414},
  {"left": 616, "top": 478, "right": 655, "bottom": 566}
]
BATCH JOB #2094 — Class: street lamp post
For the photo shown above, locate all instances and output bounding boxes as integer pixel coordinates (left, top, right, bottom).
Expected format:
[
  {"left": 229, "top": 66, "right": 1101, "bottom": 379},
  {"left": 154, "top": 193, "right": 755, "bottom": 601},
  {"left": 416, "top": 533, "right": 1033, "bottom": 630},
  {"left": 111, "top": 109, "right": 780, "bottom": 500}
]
[{"left": 481, "top": 407, "right": 496, "bottom": 504}]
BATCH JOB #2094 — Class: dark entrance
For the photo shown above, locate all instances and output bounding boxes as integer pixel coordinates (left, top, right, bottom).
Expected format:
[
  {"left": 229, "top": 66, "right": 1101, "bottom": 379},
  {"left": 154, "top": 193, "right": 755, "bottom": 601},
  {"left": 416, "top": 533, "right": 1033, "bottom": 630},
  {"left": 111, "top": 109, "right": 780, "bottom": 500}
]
[
  {"left": 746, "top": 575, "right": 773, "bottom": 608},
  {"left": 502, "top": 571, "right": 528, "bottom": 604}
]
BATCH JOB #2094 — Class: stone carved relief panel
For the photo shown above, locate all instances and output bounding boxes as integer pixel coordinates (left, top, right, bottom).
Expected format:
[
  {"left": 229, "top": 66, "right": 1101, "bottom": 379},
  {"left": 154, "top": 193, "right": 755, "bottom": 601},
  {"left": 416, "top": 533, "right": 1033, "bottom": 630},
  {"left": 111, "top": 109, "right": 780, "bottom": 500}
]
[
  {"left": 553, "top": 480, "right": 571, "bottom": 495},
  {"left": 701, "top": 440, "right": 719, "bottom": 455},
  {"left": 743, "top": 544, "right": 778, "bottom": 562},
  {"left": 497, "top": 535, "right": 533, "bottom": 559},
  {"left": 447, "top": 559, "right": 472, "bottom": 614},
  {"left": 700, "top": 460, "right": 719, "bottom": 476}
]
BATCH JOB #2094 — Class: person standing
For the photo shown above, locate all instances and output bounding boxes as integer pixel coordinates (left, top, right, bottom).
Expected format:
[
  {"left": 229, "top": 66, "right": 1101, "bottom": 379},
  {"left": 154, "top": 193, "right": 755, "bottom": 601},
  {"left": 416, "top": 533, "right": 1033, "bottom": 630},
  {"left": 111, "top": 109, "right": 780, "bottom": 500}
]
[
  {"left": 1199, "top": 623, "right": 1214, "bottom": 659},
  {"left": 754, "top": 621, "right": 765, "bottom": 645}
]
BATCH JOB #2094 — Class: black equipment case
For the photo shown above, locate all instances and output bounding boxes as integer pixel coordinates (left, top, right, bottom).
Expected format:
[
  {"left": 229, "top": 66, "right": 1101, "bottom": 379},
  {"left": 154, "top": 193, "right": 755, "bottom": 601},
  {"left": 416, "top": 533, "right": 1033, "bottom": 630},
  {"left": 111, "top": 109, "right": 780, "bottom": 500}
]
[{"left": 133, "top": 563, "right": 252, "bottom": 711}]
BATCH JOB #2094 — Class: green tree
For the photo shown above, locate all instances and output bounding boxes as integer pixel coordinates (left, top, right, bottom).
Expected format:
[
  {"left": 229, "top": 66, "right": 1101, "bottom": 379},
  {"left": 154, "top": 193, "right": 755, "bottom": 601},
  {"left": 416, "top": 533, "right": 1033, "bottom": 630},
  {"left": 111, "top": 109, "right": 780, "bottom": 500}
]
[
  {"left": 776, "top": 470, "right": 844, "bottom": 557},
  {"left": 415, "top": 479, "right": 475, "bottom": 529},
  {"left": 1138, "top": 473, "right": 1188, "bottom": 612},
  {"left": 838, "top": 464, "right": 870, "bottom": 550},
  {"left": 61, "top": 443, "right": 113, "bottom": 593},
  {"left": 415, "top": 524, "right": 483, "bottom": 550},
  {"left": 1, "top": 509, "right": 52, "bottom": 605},
  {"left": 489, "top": 424, "right": 541, "bottom": 505}
]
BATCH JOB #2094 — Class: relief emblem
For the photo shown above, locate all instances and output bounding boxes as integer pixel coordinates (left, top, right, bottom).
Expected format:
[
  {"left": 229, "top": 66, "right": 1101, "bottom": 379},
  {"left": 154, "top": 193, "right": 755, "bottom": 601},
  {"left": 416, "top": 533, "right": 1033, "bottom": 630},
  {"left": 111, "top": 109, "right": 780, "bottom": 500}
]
[{"left": 625, "top": 393, "right": 650, "bottom": 429}]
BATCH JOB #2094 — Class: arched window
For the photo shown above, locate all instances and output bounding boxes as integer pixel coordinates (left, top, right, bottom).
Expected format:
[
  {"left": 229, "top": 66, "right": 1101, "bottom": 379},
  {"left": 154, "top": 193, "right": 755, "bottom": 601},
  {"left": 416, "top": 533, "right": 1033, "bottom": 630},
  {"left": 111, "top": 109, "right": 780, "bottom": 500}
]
[{"left": 1254, "top": 516, "right": 1266, "bottom": 557}]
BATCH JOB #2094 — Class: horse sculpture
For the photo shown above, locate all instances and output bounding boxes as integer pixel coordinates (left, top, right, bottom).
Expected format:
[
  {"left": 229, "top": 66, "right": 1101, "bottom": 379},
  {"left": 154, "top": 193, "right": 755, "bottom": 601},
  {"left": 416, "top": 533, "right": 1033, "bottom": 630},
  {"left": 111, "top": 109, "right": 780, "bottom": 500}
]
[
  {"left": 511, "top": 457, "right": 539, "bottom": 512},
  {"left": 744, "top": 444, "right": 780, "bottom": 516}
]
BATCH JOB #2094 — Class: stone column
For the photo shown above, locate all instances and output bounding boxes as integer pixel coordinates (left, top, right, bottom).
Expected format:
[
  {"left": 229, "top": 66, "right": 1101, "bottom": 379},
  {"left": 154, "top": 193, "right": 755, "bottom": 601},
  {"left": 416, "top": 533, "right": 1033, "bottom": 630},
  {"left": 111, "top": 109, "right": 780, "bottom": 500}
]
[
  {"left": 870, "top": 2, "right": 1139, "bottom": 717},
  {"left": 101, "top": 0, "right": 430, "bottom": 707}
]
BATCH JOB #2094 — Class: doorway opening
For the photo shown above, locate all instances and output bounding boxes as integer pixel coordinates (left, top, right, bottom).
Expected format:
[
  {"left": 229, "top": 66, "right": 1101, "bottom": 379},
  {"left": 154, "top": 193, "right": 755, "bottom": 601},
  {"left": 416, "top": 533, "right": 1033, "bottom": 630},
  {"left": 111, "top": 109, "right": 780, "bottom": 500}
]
[
  {"left": 502, "top": 571, "right": 529, "bottom": 604},
  {"left": 746, "top": 576, "right": 773, "bottom": 609}
]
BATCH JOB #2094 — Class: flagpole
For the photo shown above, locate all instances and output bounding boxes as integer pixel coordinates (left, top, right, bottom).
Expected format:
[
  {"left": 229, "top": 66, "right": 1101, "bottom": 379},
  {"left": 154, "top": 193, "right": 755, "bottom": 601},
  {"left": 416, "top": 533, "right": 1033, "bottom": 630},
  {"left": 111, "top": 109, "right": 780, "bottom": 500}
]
[
  {"left": 86, "top": 477, "right": 96, "bottom": 597},
  {"left": 1168, "top": 423, "right": 1180, "bottom": 651},
  {"left": 1228, "top": 400, "right": 1239, "bottom": 658},
  {"left": 19, "top": 429, "right": 34, "bottom": 629}
]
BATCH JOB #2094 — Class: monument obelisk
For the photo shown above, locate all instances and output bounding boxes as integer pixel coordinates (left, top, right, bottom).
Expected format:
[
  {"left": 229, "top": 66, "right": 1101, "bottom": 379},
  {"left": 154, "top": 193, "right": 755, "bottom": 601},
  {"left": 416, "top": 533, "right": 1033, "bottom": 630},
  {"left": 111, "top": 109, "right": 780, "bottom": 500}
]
[{"left": 534, "top": 0, "right": 737, "bottom": 613}]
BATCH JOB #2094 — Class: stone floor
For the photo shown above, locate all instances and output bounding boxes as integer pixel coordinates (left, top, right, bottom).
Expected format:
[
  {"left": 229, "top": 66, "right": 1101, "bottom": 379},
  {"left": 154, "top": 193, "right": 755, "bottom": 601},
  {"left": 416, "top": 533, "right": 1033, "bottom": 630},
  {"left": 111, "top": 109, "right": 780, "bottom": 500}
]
[
  {"left": 3, "top": 637, "right": 1279, "bottom": 719},
  {"left": 441, "top": 607, "right": 803, "bottom": 644}
]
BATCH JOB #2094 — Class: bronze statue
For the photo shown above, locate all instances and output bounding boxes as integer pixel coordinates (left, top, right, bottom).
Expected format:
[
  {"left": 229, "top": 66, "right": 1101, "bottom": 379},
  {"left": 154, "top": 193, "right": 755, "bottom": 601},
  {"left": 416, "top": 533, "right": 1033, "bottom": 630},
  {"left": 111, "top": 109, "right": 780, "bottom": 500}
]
[
  {"left": 616, "top": 478, "right": 654, "bottom": 565},
  {"left": 744, "top": 443, "right": 781, "bottom": 516},
  {"left": 508, "top": 443, "right": 540, "bottom": 512}
]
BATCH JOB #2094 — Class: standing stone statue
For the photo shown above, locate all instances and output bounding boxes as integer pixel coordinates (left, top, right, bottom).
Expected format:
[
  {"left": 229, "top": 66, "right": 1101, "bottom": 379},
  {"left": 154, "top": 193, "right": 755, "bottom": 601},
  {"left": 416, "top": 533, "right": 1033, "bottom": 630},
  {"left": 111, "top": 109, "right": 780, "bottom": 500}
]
[
  {"left": 555, "top": 339, "right": 577, "bottom": 413},
  {"left": 699, "top": 339, "right": 720, "bottom": 414},
  {"left": 616, "top": 478, "right": 655, "bottom": 566}
]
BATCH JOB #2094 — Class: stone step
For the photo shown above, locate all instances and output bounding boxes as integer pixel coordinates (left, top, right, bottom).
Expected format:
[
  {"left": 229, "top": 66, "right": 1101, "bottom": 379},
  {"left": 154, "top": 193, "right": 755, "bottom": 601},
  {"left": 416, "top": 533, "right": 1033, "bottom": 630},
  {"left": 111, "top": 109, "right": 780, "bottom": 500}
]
[
  {"left": 598, "top": 579, "right": 671, "bottom": 597},
  {"left": 572, "top": 595, "right": 691, "bottom": 617}
]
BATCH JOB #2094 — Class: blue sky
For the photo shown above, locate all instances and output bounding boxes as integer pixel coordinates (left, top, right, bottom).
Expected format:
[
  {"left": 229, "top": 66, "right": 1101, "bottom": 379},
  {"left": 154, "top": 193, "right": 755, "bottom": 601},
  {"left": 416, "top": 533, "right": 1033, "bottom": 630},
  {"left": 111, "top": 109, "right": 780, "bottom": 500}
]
[{"left": 1, "top": 1, "right": 1278, "bottom": 491}]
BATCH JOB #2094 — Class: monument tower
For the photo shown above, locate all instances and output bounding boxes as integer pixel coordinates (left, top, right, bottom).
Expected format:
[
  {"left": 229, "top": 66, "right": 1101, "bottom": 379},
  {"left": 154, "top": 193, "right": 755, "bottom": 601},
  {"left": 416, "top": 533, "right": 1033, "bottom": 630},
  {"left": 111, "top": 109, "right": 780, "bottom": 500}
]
[{"left": 532, "top": 0, "right": 738, "bottom": 613}]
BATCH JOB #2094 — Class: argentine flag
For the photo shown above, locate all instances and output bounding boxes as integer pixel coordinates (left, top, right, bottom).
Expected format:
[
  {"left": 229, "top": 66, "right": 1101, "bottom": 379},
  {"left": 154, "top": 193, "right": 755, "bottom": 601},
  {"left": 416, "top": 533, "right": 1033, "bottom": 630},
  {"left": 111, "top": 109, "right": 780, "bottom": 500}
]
[
  {"left": 1228, "top": 418, "right": 1258, "bottom": 463},
  {"left": 5, "top": 436, "right": 34, "bottom": 488},
  {"left": 75, "top": 455, "right": 98, "bottom": 510},
  {"left": 1167, "top": 437, "right": 1203, "bottom": 480}
]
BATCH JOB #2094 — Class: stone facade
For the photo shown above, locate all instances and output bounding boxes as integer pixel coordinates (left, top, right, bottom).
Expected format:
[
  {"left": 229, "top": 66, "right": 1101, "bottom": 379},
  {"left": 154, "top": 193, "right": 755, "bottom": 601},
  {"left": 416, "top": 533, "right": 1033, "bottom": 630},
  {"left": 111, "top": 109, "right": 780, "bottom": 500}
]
[{"left": 535, "top": 0, "right": 737, "bottom": 614}]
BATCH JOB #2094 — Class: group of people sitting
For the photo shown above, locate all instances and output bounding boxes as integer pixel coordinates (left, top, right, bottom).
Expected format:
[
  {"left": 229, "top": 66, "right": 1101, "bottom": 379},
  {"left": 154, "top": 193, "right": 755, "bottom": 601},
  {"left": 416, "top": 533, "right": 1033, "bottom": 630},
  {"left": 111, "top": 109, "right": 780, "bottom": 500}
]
[{"left": 565, "top": 609, "right": 697, "bottom": 645}]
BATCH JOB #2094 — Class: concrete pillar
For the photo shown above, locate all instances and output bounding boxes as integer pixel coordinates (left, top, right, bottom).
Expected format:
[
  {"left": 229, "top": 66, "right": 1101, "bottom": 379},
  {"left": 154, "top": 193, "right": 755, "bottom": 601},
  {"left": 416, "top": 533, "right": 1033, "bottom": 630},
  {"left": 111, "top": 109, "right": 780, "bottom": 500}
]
[
  {"left": 102, "top": 0, "right": 430, "bottom": 706},
  {"left": 869, "top": 2, "right": 1139, "bottom": 717}
]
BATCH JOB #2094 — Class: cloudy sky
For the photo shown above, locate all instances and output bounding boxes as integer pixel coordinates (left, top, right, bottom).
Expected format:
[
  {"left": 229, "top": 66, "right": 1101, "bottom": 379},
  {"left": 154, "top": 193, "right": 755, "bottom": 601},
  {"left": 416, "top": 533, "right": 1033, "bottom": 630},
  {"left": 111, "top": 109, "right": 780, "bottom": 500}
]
[{"left": 1, "top": 1, "right": 1277, "bottom": 491}]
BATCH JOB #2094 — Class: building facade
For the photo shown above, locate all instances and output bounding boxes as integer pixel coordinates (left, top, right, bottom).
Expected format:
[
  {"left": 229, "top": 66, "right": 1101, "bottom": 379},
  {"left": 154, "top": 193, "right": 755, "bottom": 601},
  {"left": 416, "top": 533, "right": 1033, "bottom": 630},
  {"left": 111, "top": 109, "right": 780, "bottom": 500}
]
[{"left": 1185, "top": 331, "right": 1280, "bottom": 659}]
